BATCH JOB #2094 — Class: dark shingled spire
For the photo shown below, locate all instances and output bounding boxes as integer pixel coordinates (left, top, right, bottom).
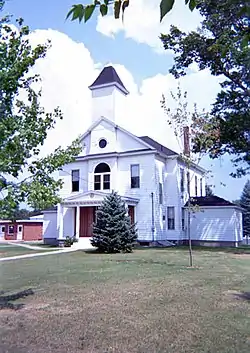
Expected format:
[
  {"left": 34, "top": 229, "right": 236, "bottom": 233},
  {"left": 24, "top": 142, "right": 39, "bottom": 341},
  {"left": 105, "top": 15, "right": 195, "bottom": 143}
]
[{"left": 89, "top": 66, "right": 129, "bottom": 95}]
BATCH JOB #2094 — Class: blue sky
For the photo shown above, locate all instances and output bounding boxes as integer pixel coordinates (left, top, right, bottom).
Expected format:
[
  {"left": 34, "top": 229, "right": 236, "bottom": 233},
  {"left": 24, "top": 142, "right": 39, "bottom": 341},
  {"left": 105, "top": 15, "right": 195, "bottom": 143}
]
[
  {"left": 5, "top": 0, "right": 172, "bottom": 84},
  {"left": 3, "top": 0, "right": 248, "bottom": 200}
]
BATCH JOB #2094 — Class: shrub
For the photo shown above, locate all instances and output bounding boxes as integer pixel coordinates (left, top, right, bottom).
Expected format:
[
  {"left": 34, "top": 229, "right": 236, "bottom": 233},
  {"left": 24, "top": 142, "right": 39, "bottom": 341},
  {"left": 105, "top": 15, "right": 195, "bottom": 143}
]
[{"left": 91, "top": 191, "right": 137, "bottom": 253}]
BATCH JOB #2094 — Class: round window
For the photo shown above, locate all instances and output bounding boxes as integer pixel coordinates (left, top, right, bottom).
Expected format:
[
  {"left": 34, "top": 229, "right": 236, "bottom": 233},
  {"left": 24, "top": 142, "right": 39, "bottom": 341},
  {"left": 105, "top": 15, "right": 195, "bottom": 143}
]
[{"left": 99, "top": 139, "right": 107, "bottom": 148}]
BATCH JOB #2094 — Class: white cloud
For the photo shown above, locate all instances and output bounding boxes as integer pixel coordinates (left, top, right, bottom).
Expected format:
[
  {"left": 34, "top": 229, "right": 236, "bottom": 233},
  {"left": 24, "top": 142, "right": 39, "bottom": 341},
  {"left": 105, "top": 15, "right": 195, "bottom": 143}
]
[
  {"left": 23, "top": 28, "right": 247, "bottom": 200},
  {"left": 26, "top": 28, "right": 221, "bottom": 156},
  {"left": 96, "top": 0, "right": 203, "bottom": 52}
]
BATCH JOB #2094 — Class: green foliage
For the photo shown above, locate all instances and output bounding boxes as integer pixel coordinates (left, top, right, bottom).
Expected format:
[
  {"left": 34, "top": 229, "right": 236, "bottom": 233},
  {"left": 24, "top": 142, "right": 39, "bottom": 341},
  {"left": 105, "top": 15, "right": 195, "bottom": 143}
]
[
  {"left": 91, "top": 191, "right": 137, "bottom": 253},
  {"left": 11, "top": 207, "right": 31, "bottom": 220},
  {"left": 0, "top": 4, "right": 82, "bottom": 219},
  {"left": 205, "top": 185, "right": 214, "bottom": 196},
  {"left": 160, "top": 0, "right": 174, "bottom": 21},
  {"left": 240, "top": 180, "right": 250, "bottom": 238},
  {"left": 63, "top": 236, "right": 78, "bottom": 247},
  {"left": 64, "top": 236, "right": 73, "bottom": 247},
  {"left": 66, "top": 0, "right": 197, "bottom": 24},
  {"left": 160, "top": 0, "right": 250, "bottom": 177}
]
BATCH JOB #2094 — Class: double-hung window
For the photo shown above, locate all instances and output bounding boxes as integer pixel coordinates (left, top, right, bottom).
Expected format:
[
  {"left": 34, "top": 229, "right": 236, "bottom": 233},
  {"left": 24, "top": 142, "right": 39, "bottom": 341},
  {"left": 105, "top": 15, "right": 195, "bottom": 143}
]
[
  {"left": 131, "top": 164, "right": 140, "bottom": 188},
  {"left": 167, "top": 207, "right": 175, "bottom": 230},
  {"left": 72, "top": 170, "right": 80, "bottom": 192},
  {"left": 181, "top": 208, "right": 185, "bottom": 231},
  {"left": 180, "top": 168, "right": 185, "bottom": 193},
  {"left": 8, "top": 225, "right": 14, "bottom": 235},
  {"left": 159, "top": 183, "right": 163, "bottom": 205},
  {"left": 195, "top": 175, "right": 198, "bottom": 196}
]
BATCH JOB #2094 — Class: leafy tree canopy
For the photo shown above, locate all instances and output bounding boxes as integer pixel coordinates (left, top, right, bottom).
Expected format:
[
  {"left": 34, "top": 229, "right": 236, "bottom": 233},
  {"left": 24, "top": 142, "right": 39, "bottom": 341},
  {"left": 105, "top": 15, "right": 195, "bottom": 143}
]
[
  {"left": 205, "top": 185, "right": 214, "bottom": 197},
  {"left": 160, "top": 0, "right": 250, "bottom": 177},
  {"left": 0, "top": 2, "right": 81, "bottom": 219},
  {"left": 66, "top": 0, "right": 198, "bottom": 24}
]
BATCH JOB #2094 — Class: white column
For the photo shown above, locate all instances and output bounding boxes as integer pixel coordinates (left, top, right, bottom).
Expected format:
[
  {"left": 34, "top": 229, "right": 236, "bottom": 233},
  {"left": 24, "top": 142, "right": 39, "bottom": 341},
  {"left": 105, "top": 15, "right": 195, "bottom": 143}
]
[
  {"left": 76, "top": 206, "right": 80, "bottom": 239},
  {"left": 58, "top": 204, "right": 64, "bottom": 239},
  {"left": 56, "top": 203, "right": 61, "bottom": 236},
  {"left": 125, "top": 203, "right": 129, "bottom": 216}
]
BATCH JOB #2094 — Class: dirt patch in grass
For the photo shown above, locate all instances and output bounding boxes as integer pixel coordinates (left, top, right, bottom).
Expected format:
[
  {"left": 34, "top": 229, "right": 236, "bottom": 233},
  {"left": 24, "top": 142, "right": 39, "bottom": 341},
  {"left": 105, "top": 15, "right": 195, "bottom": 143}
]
[{"left": 231, "top": 253, "right": 250, "bottom": 258}]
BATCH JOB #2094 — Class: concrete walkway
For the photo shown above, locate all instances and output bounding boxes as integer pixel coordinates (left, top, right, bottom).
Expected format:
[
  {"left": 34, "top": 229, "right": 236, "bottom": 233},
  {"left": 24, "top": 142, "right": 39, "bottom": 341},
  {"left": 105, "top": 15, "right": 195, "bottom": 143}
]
[
  {"left": 0, "top": 247, "right": 77, "bottom": 262},
  {"left": 5, "top": 241, "right": 51, "bottom": 251}
]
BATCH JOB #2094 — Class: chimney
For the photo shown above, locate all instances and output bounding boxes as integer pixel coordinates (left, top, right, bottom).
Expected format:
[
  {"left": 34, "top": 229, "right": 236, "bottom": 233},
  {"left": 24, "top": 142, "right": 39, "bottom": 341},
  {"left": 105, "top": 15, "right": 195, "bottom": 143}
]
[{"left": 183, "top": 126, "right": 190, "bottom": 157}]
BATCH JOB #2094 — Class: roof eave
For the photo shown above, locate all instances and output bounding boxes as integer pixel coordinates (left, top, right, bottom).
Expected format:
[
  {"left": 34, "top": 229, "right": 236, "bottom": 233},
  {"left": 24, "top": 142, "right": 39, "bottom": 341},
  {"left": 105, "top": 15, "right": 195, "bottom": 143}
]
[
  {"left": 88, "top": 82, "right": 129, "bottom": 95},
  {"left": 184, "top": 205, "right": 243, "bottom": 210},
  {"left": 177, "top": 156, "right": 207, "bottom": 174}
]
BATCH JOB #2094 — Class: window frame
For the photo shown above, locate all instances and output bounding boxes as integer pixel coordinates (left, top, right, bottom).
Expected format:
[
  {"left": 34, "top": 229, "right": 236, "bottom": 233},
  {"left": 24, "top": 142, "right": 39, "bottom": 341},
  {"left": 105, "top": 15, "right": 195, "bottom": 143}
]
[
  {"left": 94, "top": 163, "right": 111, "bottom": 191},
  {"left": 94, "top": 173, "right": 111, "bottom": 190},
  {"left": 99, "top": 138, "right": 107, "bottom": 149},
  {"left": 71, "top": 169, "right": 80, "bottom": 192},
  {"left": 1, "top": 226, "right": 5, "bottom": 233},
  {"left": 181, "top": 208, "right": 185, "bottom": 231},
  {"left": 187, "top": 171, "right": 190, "bottom": 194},
  {"left": 130, "top": 164, "right": 140, "bottom": 189},
  {"left": 8, "top": 225, "right": 15, "bottom": 235},
  {"left": 94, "top": 174, "right": 101, "bottom": 190},
  {"left": 167, "top": 207, "right": 175, "bottom": 230},
  {"left": 180, "top": 168, "right": 185, "bottom": 193},
  {"left": 103, "top": 174, "right": 110, "bottom": 190},
  {"left": 195, "top": 175, "right": 198, "bottom": 196},
  {"left": 159, "top": 182, "right": 163, "bottom": 205}
]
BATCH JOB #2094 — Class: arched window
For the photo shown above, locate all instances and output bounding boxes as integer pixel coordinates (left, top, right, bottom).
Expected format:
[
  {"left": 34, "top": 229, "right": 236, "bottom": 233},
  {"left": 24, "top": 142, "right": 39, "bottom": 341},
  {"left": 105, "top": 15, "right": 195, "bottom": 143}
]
[
  {"left": 94, "top": 163, "right": 110, "bottom": 190},
  {"left": 94, "top": 163, "right": 110, "bottom": 174}
]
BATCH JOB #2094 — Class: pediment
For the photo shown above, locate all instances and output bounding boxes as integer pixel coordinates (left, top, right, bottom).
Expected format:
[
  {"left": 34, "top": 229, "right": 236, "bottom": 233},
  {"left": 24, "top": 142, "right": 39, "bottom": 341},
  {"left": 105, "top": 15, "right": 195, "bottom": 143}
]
[
  {"left": 79, "top": 117, "right": 154, "bottom": 156},
  {"left": 62, "top": 191, "right": 139, "bottom": 206},
  {"left": 64, "top": 191, "right": 106, "bottom": 203}
]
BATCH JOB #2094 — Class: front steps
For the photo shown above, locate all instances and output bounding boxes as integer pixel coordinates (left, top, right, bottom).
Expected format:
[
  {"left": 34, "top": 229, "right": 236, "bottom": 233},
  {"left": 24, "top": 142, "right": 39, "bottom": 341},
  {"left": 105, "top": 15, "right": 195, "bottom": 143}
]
[{"left": 72, "top": 237, "right": 95, "bottom": 250}]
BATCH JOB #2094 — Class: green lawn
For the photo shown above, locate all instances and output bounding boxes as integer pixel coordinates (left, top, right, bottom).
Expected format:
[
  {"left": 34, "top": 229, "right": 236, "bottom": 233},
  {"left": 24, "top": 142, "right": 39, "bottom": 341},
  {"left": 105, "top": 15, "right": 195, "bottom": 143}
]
[
  {"left": 0, "top": 248, "right": 250, "bottom": 353},
  {"left": 0, "top": 244, "right": 53, "bottom": 258}
]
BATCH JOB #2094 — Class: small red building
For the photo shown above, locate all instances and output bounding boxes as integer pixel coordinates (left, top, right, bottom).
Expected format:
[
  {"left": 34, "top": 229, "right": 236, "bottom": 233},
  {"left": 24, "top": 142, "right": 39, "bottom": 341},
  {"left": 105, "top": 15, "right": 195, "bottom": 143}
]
[{"left": 0, "top": 218, "right": 43, "bottom": 241}]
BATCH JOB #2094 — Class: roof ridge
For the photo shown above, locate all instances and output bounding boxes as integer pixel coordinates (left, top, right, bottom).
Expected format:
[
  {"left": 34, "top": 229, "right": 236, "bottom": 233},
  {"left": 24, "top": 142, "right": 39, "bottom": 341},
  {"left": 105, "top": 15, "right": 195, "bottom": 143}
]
[
  {"left": 138, "top": 135, "right": 178, "bottom": 156},
  {"left": 186, "top": 195, "right": 237, "bottom": 207}
]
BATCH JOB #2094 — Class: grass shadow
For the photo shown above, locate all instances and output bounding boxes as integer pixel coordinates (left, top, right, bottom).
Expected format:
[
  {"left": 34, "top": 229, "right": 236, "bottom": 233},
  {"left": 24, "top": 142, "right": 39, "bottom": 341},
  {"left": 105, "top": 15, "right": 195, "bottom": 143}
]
[
  {"left": 233, "top": 291, "right": 250, "bottom": 302},
  {"left": 0, "top": 288, "right": 34, "bottom": 310},
  {"left": 164, "top": 245, "right": 250, "bottom": 254},
  {"left": 81, "top": 249, "right": 99, "bottom": 255}
]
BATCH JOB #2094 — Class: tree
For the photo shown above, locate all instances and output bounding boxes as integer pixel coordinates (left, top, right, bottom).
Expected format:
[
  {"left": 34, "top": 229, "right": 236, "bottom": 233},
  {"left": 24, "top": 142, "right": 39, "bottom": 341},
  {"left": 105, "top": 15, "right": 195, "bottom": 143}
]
[
  {"left": 12, "top": 207, "right": 31, "bottom": 220},
  {"left": 10, "top": 206, "right": 42, "bottom": 220},
  {"left": 205, "top": 185, "right": 214, "bottom": 196},
  {"left": 66, "top": 1, "right": 249, "bottom": 49},
  {"left": 161, "top": 85, "right": 210, "bottom": 266},
  {"left": 160, "top": 0, "right": 250, "bottom": 177},
  {"left": 91, "top": 191, "right": 137, "bottom": 253},
  {"left": 66, "top": 0, "right": 198, "bottom": 24},
  {"left": 240, "top": 180, "right": 250, "bottom": 239},
  {"left": 0, "top": 3, "right": 81, "bottom": 219}
]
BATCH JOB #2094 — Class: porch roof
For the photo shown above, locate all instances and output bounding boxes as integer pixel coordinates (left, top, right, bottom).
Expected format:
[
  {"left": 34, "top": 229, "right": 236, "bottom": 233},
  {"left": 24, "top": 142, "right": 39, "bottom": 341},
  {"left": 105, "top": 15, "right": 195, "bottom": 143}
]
[{"left": 62, "top": 191, "right": 139, "bottom": 207}]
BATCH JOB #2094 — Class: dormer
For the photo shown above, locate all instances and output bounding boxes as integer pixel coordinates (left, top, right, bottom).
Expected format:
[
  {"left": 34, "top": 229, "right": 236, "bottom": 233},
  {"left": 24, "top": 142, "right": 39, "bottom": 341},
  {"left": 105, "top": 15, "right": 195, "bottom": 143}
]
[{"left": 89, "top": 66, "right": 129, "bottom": 123}]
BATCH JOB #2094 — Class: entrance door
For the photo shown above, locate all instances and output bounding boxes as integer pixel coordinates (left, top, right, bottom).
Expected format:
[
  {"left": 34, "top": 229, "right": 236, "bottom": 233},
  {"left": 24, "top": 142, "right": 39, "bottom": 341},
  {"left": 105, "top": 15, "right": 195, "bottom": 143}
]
[
  {"left": 17, "top": 225, "right": 23, "bottom": 240},
  {"left": 0, "top": 225, "right": 5, "bottom": 239},
  {"left": 79, "top": 207, "right": 96, "bottom": 237},
  {"left": 128, "top": 206, "right": 135, "bottom": 224}
]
